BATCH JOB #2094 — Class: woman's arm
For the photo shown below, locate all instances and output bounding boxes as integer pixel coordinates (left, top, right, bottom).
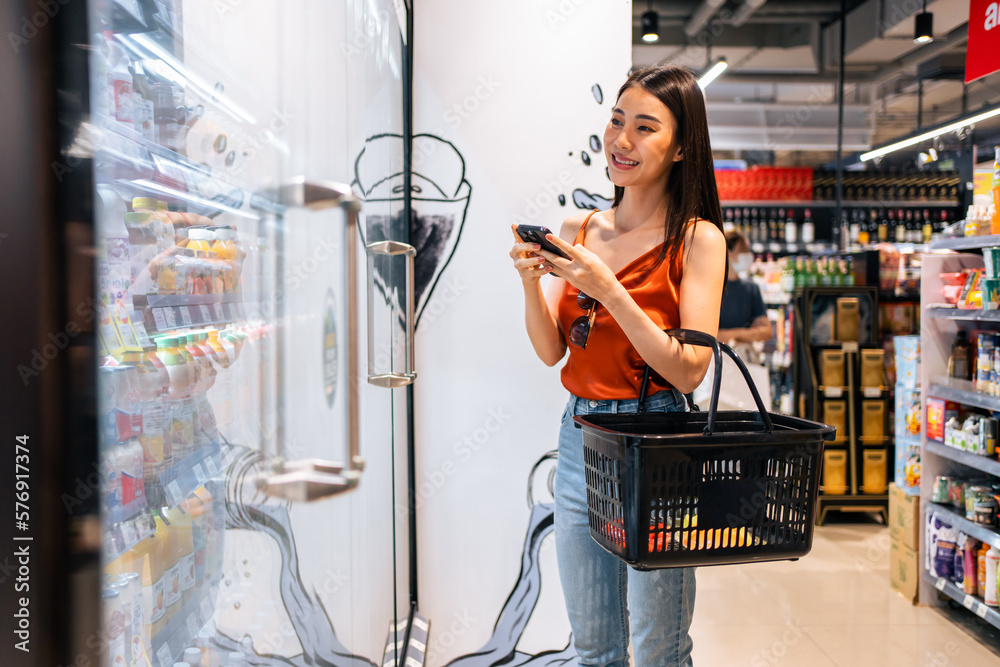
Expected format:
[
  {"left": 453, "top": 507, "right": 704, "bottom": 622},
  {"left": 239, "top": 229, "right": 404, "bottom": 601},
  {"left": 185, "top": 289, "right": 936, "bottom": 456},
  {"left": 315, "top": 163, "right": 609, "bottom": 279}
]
[
  {"left": 510, "top": 212, "right": 588, "bottom": 366},
  {"left": 540, "top": 220, "right": 727, "bottom": 394}
]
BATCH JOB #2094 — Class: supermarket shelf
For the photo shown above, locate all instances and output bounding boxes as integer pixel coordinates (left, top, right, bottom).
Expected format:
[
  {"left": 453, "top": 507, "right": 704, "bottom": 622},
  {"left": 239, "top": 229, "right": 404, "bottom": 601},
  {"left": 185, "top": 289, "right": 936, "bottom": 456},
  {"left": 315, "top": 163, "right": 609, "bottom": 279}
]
[
  {"left": 151, "top": 571, "right": 222, "bottom": 666},
  {"left": 928, "top": 502, "right": 1000, "bottom": 551},
  {"left": 158, "top": 439, "right": 223, "bottom": 507},
  {"left": 925, "top": 441, "right": 1000, "bottom": 478},
  {"left": 928, "top": 234, "right": 1000, "bottom": 251},
  {"left": 722, "top": 200, "right": 958, "bottom": 208},
  {"left": 925, "top": 306, "right": 1000, "bottom": 323},
  {"left": 929, "top": 377, "right": 1000, "bottom": 413},
  {"left": 134, "top": 293, "right": 247, "bottom": 309},
  {"left": 922, "top": 571, "right": 1000, "bottom": 630},
  {"left": 106, "top": 494, "right": 148, "bottom": 526}
]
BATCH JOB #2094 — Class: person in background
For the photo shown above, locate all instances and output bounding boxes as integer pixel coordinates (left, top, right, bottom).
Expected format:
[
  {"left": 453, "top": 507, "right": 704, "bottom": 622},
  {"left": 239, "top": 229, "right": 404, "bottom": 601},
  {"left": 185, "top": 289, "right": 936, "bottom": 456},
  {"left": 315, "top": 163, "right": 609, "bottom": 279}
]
[{"left": 718, "top": 230, "right": 772, "bottom": 346}]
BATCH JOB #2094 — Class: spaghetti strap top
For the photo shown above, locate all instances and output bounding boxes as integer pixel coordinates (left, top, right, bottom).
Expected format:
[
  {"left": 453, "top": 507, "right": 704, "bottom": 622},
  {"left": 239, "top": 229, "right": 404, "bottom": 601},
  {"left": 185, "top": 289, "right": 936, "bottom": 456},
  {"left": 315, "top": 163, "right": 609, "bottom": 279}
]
[{"left": 557, "top": 210, "right": 686, "bottom": 400}]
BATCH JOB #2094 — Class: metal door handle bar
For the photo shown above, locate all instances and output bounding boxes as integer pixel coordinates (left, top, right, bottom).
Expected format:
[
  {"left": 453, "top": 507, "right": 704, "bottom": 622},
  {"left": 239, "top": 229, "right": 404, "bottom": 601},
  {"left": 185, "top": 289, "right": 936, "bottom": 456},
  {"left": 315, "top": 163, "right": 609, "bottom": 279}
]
[
  {"left": 366, "top": 240, "right": 417, "bottom": 388},
  {"left": 260, "top": 177, "right": 364, "bottom": 502}
]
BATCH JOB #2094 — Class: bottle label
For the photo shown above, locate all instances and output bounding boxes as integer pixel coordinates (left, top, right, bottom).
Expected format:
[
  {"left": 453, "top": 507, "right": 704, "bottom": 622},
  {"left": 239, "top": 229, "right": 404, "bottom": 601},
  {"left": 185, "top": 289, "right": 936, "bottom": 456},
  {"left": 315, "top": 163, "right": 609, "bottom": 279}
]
[
  {"left": 164, "top": 563, "right": 181, "bottom": 608},
  {"left": 180, "top": 552, "right": 196, "bottom": 591},
  {"left": 150, "top": 577, "right": 164, "bottom": 622}
]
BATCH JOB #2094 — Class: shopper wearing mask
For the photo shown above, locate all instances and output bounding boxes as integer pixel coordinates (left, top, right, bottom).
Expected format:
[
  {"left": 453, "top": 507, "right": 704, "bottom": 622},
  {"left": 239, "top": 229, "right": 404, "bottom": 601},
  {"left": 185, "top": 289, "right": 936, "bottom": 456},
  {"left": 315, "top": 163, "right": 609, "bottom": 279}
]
[
  {"left": 508, "top": 65, "right": 727, "bottom": 666},
  {"left": 718, "top": 230, "right": 772, "bottom": 345}
]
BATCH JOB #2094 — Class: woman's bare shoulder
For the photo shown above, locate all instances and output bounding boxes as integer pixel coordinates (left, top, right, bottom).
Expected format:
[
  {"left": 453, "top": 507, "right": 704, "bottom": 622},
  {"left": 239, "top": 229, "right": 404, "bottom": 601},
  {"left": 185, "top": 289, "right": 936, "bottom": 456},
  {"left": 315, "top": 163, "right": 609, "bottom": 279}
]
[
  {"left": 685, "top": 218, "right": 725, "bottom": 247},
  {"left": 557, "top": 208, "right": 600, "bottom": 243}
]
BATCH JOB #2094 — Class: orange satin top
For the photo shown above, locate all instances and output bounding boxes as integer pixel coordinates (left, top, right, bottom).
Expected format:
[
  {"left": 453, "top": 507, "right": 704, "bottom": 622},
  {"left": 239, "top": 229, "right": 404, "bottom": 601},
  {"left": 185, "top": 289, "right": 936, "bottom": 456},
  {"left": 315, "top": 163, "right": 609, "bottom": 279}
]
[{"left": 558, "top": 210, "right": 686, "bottom": 400}]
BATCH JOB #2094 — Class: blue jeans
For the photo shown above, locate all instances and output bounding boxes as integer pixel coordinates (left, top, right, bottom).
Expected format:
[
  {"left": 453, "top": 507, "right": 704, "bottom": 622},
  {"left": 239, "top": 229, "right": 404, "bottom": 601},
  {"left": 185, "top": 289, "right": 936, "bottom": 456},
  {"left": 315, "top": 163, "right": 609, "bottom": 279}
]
[{"left": 554, "top": 390, "right": 696, "bottom": 667}]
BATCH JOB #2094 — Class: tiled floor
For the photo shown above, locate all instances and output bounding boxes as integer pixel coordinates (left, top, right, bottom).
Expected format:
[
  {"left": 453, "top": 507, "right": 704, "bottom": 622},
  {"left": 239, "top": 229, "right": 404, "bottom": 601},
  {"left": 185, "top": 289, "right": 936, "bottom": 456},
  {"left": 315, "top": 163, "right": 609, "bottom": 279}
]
[{"left": 690, "top": 519, "right": 1000, "bottom": 666}]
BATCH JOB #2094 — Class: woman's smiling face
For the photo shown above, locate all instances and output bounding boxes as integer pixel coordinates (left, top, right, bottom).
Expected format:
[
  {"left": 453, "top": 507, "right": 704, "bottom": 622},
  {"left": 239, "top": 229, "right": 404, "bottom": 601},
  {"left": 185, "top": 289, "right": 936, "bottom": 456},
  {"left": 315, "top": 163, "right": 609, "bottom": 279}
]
[{"left": 603, "top": 86, "right": 682, "bottom": 190}]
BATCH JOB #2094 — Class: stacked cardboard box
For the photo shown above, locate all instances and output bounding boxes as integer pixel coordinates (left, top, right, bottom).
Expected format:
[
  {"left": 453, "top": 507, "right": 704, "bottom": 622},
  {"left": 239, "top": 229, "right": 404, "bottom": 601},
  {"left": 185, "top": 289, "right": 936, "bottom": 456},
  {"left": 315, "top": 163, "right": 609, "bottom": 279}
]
[{"left": 889, "top": 482, "right": 921, "bottom": 603}]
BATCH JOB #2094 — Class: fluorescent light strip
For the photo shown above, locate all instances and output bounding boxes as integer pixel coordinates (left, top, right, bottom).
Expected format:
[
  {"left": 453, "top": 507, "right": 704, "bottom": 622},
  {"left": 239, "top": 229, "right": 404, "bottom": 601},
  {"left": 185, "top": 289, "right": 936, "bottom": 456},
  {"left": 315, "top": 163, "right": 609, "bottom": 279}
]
[
  {"left": 698, "top": 60, "right": 728, "bottom": 89},
  {"left": 130, "top": 179, "right": 260, "bottom": 220},
  {"left": 860, "top": 105, "right": 1000, "bottom": 162}
]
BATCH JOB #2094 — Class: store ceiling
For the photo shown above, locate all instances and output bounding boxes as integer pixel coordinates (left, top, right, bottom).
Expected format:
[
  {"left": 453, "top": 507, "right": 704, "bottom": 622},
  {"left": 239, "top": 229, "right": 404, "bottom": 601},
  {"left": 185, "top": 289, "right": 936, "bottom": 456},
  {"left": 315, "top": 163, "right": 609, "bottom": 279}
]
[{"left": 631, "top": 0, "right": 1000, "bottom": 166}]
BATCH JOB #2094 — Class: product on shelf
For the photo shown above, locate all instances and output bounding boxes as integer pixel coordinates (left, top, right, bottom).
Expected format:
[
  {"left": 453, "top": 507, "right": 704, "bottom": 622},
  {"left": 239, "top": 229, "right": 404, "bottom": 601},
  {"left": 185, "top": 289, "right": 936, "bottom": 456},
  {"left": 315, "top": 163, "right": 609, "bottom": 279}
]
[{"left": 949, "top": 330, "right": 972, "bottom": 380}]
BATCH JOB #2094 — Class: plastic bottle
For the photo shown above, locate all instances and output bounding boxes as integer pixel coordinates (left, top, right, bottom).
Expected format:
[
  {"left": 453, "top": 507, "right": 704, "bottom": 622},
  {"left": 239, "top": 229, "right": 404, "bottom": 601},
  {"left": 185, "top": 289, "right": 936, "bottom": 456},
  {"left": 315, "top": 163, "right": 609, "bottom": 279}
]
[
  {"left": 138, "top": 512, "right": 166, "bottom": 638},
  {"left": 166, "top": 505, "right": 196, "bottom": 606},
  {"left": 987, "top": 546, "right": 1000, "bottom": 606},
  {"left": 132, "top": 197, "right": 173, "bottom": 254},
  {"left": 125, "top": 212, "right": 159, "bottom": 297},
  {"left": 158, "top": 337, "right": 194, "bottom": 459},
  {"left": 187, "top": 228, "right": 212, "bottom": 253},
  {"left": 156, "top": 508, "right": 181, "bottom": 621},
  {"left": 228, "top": 651, "right": 248, "bottom": 667},
  {"left": 183, "top": 648, "right": 204, "bottom": 667},
  {"left": 138, "top": 344, "right": 172, "bottom": 471},
  {"left": 108, "top": 42, "right": 134, "bottom": 132},
  {"left": 97, "top": 186, "right": 131, "bottom": 305},
  {"left": 180, "top": 493, "right": 206, "bottom": 589},
  {"left": 206, "top": 331, "right": 234, "bottom": 434},
  {"left": 180, "top": 334, "right": 207, "bottom": 448},
  {"left": 965, "top": 537, "right": 979, "bottom": 596},
  {"left": 194, "top": 486, "right": 218, "bottom": 578},
  {"left": 120, "top": 570, "right": 150, "bottom": 667},
  {"left": 107, "top": 578, "right": 135, "bottom": 667},
  {"left": 103, "top": 588, "right": 128, "bottom": 667}
]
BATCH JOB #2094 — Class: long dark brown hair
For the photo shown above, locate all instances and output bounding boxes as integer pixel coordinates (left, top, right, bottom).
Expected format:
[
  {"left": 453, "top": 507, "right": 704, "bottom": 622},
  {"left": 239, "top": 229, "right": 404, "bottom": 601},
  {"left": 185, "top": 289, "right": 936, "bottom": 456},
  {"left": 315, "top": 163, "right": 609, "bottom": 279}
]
[{"left": 611, "top": 66, "right": 725, "bottom": 272}]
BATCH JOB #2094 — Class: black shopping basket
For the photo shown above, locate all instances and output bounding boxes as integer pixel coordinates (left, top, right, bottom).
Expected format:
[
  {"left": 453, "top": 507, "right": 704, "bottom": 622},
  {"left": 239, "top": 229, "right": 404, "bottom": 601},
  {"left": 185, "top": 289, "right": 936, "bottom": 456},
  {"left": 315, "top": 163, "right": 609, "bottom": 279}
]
[{"left": 575, "top": 329, "right": 835, "bottom": 570}]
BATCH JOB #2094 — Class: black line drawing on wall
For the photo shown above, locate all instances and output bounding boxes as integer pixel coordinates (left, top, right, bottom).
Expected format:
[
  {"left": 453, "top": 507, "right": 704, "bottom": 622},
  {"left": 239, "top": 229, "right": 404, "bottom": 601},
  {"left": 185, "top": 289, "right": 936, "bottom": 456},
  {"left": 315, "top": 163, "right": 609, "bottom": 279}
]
[
  {"left": 565, "top": 83, "right": 613, "bottom": 214},
  {"left": 444, "top": 451, "right": 578, "bottom": 667},
  {"left": 353, "top": 133, "right": 472, "bottom": 330}
]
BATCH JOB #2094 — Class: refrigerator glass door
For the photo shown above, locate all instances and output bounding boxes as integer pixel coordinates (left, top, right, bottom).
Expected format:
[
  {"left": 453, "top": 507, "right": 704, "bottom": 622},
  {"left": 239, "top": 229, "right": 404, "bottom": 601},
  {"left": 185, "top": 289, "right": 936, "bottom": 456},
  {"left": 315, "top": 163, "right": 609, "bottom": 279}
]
[{"left": 91, "top": 1, "right": 409, "bottom": 665}]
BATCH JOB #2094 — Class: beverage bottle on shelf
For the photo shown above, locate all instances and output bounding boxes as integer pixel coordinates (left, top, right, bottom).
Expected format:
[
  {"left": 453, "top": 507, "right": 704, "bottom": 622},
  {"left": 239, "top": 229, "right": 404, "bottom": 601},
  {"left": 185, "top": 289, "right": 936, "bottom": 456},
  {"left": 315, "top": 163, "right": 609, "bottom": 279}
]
[
  {"left": 949, "top": 330, "right": 972, "bottom": 381},
  {"left": 879, "top": 209, "right": 890, "bottom": 243},
  {"left": 782, "top": 209, "right": 797, "bottom": 246},
  {"left": 793, "top": 257, "right": 806, "bottom": 289},
  {"left": 108, "top": 42, "right": 134, "bottom": 132},
  {"left": 120, "top": 570, "right": 150, "bottom": 667},
  {"left": 724, "top": 208, "right": 733, "bottom": 232},
  {"left": 986, "top": 546, "right": 1000, "bottom": 607},
  {"left": 817, "top": 258, "right": 831, "bottom": 286},
  {"left": 805, "top": 258, "right": 818, "bottom": 287},
  {"left": 158, "top": 337, "right": 194, "bottom": 459},
  {"left": 801, "top": 208, "right": 815, "bottom": 245},
  {"left": 848, "top": 210, "right": 861, "bottom": 247},
  {"left": 194, "top": 486, "right": 219, "bottom": 578},
  {"left": 103, "top": 588, "right": 128, "bottom": 667},
  {"left": 156, "top": 508, "right": 182, "bottom": 622},
  {"left": 179, "top": 335, "right": 206, "bottom": 448},
  {"left": 992, "top": 147, "right": 1000, "bottom": 235},
  {"left": 768, "top": 209, "right": 779, "bottom": 243},
  {"left": 147, "top": 511, "right": 167, "bottom": 635},
  {"left": 741, "top": 208, "right": 751, "bottom": 239},
  {"left": 166, "top": 506, "right": 196, "bottom": 607},
  {"left": 938, "top": 210, "right": 951, "bottom": 235},
  {"left": 923, "top": 210, "right": 934, "bottom": 243},
  {"left": 906, "top": 209, "right": 919, "bottom": 243},
  {"left": 138, "top": 342, "right": 172, "bottom": 472},
  {"left": 179, "top": 493, "right": 206, "bottom": 590},
  {"left": 195, "top": 333, "right": 219, "bottom": 442},
  {"left": 107, "top": 577, "right": 135, "bottom": 667},
  {"left": 749, "top": 208, "right": 760, "bottom": 244},
  {"left": 152, "top": 82, "right": 179, "bottom": 152},
  {"left": 125, "top": 212, "right": 159, "bottom": 297},
  {"left": 857, "top": 210, "right": 872, "bottom": 246},
  {"left": 780, "top": 257, "right": 795, "bottom": 292},
  {"left": 843, "top": 256, "right": 856, "bottom": 286}
]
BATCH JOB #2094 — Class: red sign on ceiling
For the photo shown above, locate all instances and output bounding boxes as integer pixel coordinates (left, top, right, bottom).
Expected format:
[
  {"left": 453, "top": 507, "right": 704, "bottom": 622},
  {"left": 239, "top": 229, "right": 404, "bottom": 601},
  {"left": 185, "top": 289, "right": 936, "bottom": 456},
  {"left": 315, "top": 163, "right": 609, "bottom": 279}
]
[{"left": 967, "top": 0, "right": 1000, "bottom": 83}]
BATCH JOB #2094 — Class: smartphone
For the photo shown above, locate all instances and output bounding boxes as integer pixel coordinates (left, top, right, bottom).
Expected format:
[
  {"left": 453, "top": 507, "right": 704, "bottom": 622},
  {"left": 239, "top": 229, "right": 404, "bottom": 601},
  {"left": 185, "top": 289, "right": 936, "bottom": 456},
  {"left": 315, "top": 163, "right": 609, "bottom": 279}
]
[{"left": 516, "top": 225, "right": 571, "bottom": 259}]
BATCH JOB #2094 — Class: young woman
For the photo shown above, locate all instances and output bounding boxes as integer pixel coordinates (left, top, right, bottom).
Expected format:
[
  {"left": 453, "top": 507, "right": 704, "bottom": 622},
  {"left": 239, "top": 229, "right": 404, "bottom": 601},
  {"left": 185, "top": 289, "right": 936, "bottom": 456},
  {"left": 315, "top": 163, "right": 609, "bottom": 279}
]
[{"left": 508, "top": 66, "right": 727, "bottom": 666}]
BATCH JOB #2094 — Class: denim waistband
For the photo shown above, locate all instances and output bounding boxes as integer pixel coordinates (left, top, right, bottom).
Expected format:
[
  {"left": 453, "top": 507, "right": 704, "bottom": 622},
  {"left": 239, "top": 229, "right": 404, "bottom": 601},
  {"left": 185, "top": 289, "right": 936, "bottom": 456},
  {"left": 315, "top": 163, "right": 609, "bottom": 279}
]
[{"left": 567, "top": 388, "right": 685, "bottom": 416}]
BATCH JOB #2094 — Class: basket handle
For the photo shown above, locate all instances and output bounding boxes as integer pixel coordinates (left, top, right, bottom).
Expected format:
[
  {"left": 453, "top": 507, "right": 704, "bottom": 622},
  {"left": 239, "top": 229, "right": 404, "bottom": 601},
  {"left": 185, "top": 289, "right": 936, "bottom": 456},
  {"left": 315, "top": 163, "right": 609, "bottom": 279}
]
[{"left": 638, "top": 328, "right": 774, "bottom": 435}]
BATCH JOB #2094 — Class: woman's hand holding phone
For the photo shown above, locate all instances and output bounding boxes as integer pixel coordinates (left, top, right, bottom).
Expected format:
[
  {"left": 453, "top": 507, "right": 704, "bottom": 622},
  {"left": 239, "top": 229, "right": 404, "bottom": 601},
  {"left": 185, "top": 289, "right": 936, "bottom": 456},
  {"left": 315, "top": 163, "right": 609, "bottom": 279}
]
[{"left": 510, "top": 225, "right": 554, "bottom": 284}]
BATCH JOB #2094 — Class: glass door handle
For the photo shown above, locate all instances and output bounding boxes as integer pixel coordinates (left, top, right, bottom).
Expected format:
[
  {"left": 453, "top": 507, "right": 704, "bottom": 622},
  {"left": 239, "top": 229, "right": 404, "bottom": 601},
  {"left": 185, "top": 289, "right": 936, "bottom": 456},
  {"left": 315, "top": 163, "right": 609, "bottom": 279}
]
[
  {"left": 366, "top": 240, "right": 418, "bottom": 387},
  {"left": 260, "top": 177, "right": 364, "bottom": 503}
]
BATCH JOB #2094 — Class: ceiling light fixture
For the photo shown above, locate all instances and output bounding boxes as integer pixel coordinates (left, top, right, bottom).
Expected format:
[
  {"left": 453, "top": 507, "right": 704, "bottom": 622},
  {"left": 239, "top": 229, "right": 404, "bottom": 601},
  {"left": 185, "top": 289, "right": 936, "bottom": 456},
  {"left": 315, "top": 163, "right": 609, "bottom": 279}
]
[
  {"left": 641, "top": 3, "right": 659, "bottom": 42},
  {"left": 860, "top": 103, "right": 1000, "bottom": 162},
  {"left": 698, "top": 57, "right": 728, "bottom": 89},
  {"left": 914, "top": 0, "right": 933, "bottom": 44}
]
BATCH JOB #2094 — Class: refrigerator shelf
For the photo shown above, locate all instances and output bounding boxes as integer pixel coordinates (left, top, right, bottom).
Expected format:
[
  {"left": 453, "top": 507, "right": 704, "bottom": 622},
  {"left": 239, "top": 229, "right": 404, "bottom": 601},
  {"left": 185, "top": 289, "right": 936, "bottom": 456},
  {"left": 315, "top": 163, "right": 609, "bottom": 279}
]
[
  {"left": 140, "top": 300, "right": 246, "bottom": 334},
  {"left": 157, "top": 439, "right": 223, "bottom": 508},
  {"left": 928, "top": 502, "right": 1000, "bottom": 551},
  {"left": 106, "top": 494, "right": 149, "bottom": 527},
  {"left": 152, "top": 571, "right": 223, "bottom": 666}
]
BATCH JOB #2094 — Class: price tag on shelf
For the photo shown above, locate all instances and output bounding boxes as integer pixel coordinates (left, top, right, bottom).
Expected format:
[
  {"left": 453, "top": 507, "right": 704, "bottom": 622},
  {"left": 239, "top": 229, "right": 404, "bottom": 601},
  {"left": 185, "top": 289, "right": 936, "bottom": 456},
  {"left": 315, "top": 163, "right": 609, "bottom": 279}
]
[
  {"left": 963, "top": 594, "right": 976, "bottom": 610},
  {"left": 209, "top": 303, "right": 222, "bottom": 320},
  {"left": 841, "top": 342, "right": 858, "bottom": 353},
  {"left": 152, "top": 308, "right": 168, "bottom": 331},
  {"left": 177, "top": 306, "right": 193, "bottom": 327},
  {"left": 205, "top": 456, "right": 219, "bottom": 477},
  {"left": 226, "top": 303, "right": 238, "bottom": 320},
  {"left": 163, "top": 308, "right": 178, "bottom": 329},
  {"left": 935, "top": 578, "right": 947, "bottom": 591},
  {"left": 167, "top": 480, "right": 183, "bottom": 505},
  {"left": 199, "top": 305, "right": 213, "bottom": 322},
  {"left": 192, "top": 463, "right": 207, "bottom": 485},
  {"left": 978, "top": 604, "right": 990, "bottom": 619},
  {"left": 130, "top": 310, "right": 154, "bottom": 348},
  {"left": 186, "top": 613, "right": 200, "bottom": 638},
  {"left": 121, "top": 521, "right": 139, "bottom": 549},
  {"left": 200, "top": 596, "right": 214, "bottom": 622},
  {"left": 157, "top": 644, "right": 173, "bottom": 667},
  {"left": 823, "top": 387, "right": 843, "bottom": 398},
  {"left": 862, "top": 387, "right": 882, "bottom": 398}
]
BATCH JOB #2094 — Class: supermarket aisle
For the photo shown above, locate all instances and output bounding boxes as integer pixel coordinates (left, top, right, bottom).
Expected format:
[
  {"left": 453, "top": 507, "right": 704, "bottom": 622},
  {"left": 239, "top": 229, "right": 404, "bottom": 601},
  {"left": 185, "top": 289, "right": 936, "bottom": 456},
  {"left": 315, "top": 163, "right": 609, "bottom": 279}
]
[{"left": 690, "top": 521, "right": 1000, "bottom": 666}]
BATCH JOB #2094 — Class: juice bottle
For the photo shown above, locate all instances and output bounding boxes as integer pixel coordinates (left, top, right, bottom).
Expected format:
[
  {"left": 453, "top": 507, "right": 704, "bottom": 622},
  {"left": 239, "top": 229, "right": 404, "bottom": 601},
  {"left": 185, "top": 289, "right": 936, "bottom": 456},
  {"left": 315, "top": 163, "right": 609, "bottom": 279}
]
[
  {"left": 102, "top": 588, "right": 127, "bottom": 667},
  {"left": 183, "top": 334, "right": 211, "bottom": 446},
  {"left": 138, "top": 344, "right": 172, "bottom": 471},
  {"left": 125, "top": 212, "right": 158, "bottom": 297},
  {"left": 206, "top": 331, "right": 234, "bottom": 434},
  {"left": 158, "top": 508, "right": 182, "bottom": 620},
  {"left": 107, "top": 578, "right": 135, "bottom": 667},
  {"left": 187, "top": 228, "right": 212, "bottom": 253},
  {"left": 992, "top": 147, "right": 1000, "bottom": 235},
  {"left": 194, "top": 486, "right": 218, "bottom": 578},
  {"left": 147, "top": 511, "right": 167, "bottom": 635},
  {"left": 132, "top": 197, "right": 173, "bottom": 254},
  {"left": 179, "top": 493, "right": 205, "bottom": 589},
  {"left": 165, "top": 505, "right": 195, "bottom": 606},
  {"left": 158, "top": 337, "right": 194, "bottom": 458},
  {"left": 156, "top": 200, "right": 174, "bottom": 249}
]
